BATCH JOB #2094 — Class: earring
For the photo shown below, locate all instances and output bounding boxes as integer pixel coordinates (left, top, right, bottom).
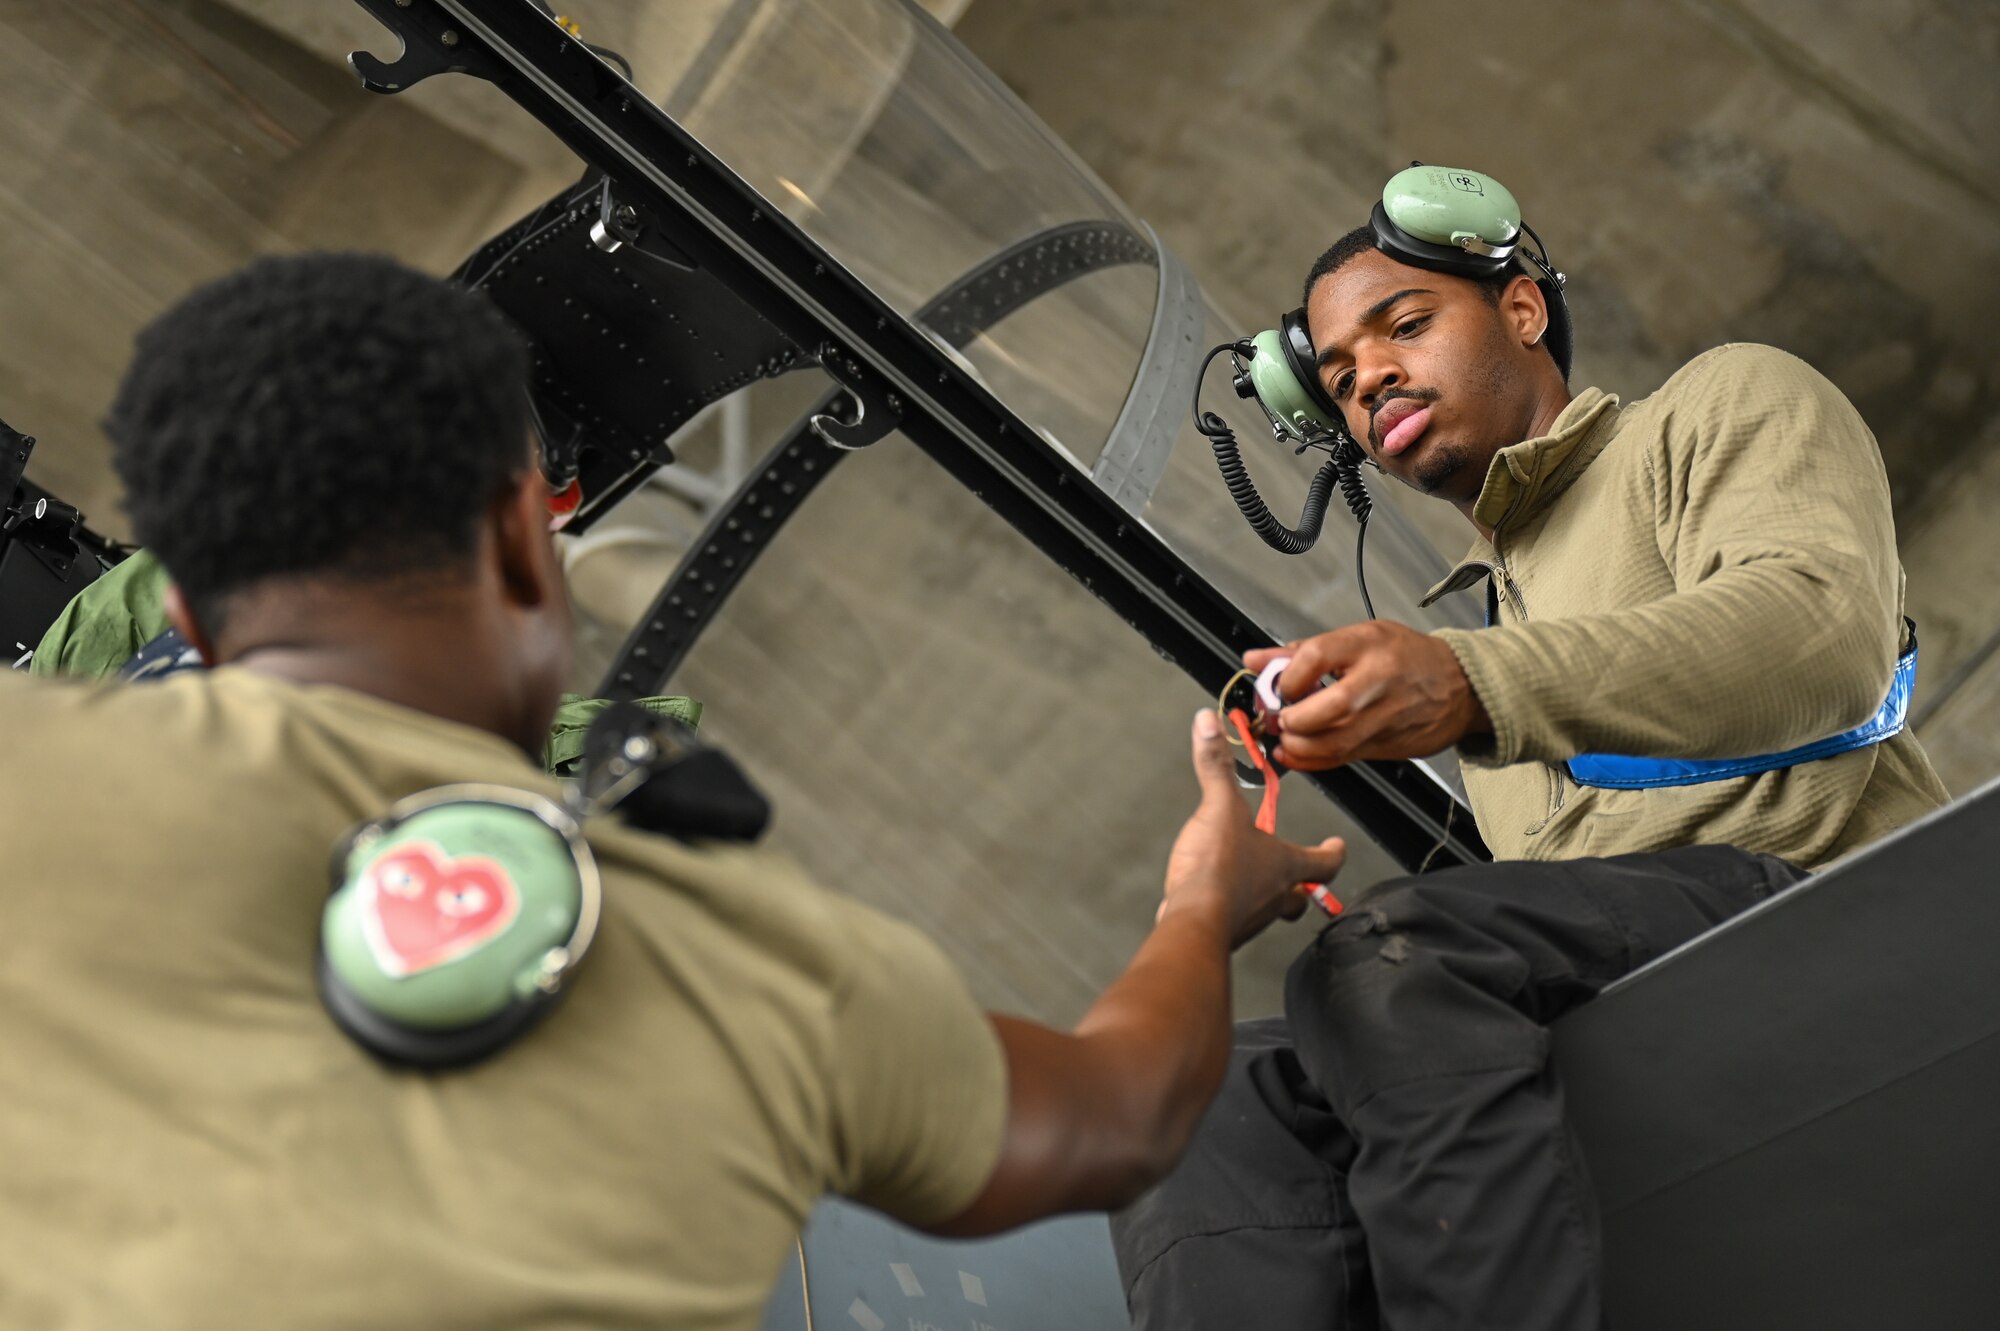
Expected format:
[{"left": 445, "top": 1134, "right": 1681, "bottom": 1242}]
[{"left": 1531, "top": 325, "right": 1546, "bottom": 346}]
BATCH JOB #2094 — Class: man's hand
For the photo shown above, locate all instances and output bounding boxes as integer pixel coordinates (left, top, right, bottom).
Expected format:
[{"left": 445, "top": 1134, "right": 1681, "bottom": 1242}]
[
  {"left": 1158, "top": 710, "right": 1347, "bottom": 947},
  {"left": 1245, "top": 621, "right": 1491, "bottom": 771},
  {"left": 930, "top": 710, "right": 1346, "bottom": 1237}
]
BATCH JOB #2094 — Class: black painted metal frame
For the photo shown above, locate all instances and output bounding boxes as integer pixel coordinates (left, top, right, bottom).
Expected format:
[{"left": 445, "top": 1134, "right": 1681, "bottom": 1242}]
[
  {"left": 348, "top": 0, "right": 1486, "bottom": 871},
  {"left": 2, "top": 421, "right": 127, "bottom": 667},
  {"left": 596, "top": 220, "right": 1155, "bottom": 703},
  {"left": 452, "top": 169, "right": 811, "bottom": 532}
]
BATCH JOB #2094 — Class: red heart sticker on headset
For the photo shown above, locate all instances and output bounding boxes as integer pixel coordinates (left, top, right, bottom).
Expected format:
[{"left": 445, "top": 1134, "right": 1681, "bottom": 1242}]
[{"left": 361, "top": 842, "right": 522, "bottom": 978}]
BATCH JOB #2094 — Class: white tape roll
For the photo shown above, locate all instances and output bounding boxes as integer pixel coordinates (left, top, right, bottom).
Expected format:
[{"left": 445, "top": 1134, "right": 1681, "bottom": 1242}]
[{"left": 1254, "top": 656, "right": 1292, "bottom": 714}]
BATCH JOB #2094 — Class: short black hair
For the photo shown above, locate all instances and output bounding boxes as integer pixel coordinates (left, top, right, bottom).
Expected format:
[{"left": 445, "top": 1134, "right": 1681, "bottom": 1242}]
[
  {"left": 1302, "top": 224, "right": 1512, "bottom": 310},
  {"left": 108, "top": 252, "right": 530, "bottom": 624}
]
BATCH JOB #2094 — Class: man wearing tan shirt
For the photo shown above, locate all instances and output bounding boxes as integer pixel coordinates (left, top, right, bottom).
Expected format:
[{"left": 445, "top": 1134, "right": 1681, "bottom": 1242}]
[
  {"left": 0, "top": 253, "right": 1346, "bottom": 1329},
  {"left": 1114, "top": 212, "right": 1949, "bottom": 1328}
]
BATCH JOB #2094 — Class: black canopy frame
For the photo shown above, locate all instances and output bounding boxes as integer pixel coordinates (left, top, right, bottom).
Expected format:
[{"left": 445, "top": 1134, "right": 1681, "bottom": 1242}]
[{"left": 347, "top": 0, "right": 1487, "bottom": 872}]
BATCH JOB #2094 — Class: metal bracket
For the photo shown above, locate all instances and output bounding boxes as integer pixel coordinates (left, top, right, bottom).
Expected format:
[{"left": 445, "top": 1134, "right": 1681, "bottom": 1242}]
[
  {"left": 1, "top": 421, "right": 127, "bottom": 666},
  {"left": 1091, "top": 226, "right": 1206, "bottom": 513},
  {"left": 348, "top": 0, "right": 511, "bottom": 93},
  {"left": 807, "top": 391, "right": 879, "bottom": 451},
  {"left": 806, "top": 343, "right": 902, "bottom": 451},
  {"left": 1, "top": 418, "right": 32, "bottom": 502},
  {"left": 588, "top": 180, "right": 695, "bottom": 271},
  {"left": 3, "top": 496, "right": 82, "bottom": 575}
]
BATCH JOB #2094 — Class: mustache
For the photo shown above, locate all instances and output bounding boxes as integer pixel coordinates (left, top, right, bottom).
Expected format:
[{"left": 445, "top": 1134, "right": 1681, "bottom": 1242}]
[{"left": 1368, "top": 388, "right": 1440, "bottom": 450}]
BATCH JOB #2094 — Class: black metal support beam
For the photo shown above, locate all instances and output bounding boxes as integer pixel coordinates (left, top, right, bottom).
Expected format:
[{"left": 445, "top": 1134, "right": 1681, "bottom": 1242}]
[
  {"left": 597, "top": 220, "right": 1155, "bottom": 702},
  {"left": 347, "top": 0, "right": 1485, "bottom": 871}
]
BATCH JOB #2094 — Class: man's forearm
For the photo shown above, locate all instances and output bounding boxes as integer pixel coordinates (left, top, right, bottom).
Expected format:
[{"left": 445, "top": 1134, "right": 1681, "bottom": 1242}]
[
  {"left": 1069, "top": 895, "right": 1238, "bottom": 1193},
  {"left": 1439, "top": 556, "right": 1898, "bottom": 767},
  {"left": 934, "top": 897, "right": 1237, "bottom": 1235}
]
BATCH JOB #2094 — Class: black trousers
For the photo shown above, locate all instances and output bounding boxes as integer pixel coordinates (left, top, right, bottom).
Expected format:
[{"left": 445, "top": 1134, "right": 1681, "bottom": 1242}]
[{"left": 1111, "top": 845, "right": 1805, "bottom": 1331}]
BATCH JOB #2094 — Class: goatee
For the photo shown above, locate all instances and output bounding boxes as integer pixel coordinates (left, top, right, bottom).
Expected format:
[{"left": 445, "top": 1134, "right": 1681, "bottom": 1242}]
[{"left": 1414, "top": 440, "right": 1476, "bottom": 495}]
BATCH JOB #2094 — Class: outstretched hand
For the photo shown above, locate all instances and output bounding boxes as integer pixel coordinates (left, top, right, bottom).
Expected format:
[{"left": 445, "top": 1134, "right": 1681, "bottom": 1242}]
[
  {"left": 937, "top": 711, "right": 1348, "bottom": 1238},
  {"left": 1245, "top": 621, "right": 1491, "bottom": 770},
  {"left": 1159, "top": 710, "right": 1347, "bottom": 948}
]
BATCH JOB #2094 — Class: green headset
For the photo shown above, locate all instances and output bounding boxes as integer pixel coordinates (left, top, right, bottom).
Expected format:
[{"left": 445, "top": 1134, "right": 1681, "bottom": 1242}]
[
  {"left": 1198, "top": 164, "right": 1570, "bottom": 616},
  {"left": 317, "top": 785, "right": 602, "bottom": 1068},
  {"left": 316, "top": 702, "right": 770, "bottom": 1069}
]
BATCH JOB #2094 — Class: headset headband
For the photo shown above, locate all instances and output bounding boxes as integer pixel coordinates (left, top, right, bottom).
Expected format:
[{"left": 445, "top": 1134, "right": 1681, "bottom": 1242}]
[{"left": 1367, "top": 165, "right": 1572, "bottom": 379}]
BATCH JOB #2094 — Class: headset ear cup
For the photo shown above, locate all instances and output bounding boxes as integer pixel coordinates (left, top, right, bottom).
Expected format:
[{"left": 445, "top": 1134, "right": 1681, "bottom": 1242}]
[
  {"left": 315, "top": 948, "right": 563, "bottom": 1069},
  {"left": 1371, "top": 196, "right": 1574, "bottom": 380},
  {"left": 1277, "top": 308, "right": 1339, "bottom": 421},
  {"left": 316, "top": 788, "right": 599, "bottom": 1071}
]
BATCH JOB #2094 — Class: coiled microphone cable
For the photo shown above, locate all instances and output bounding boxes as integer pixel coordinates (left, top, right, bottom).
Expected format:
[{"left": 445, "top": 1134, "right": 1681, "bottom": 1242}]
[{"left": 1196, "top": 341, "right": 1376, "bottom": 618}]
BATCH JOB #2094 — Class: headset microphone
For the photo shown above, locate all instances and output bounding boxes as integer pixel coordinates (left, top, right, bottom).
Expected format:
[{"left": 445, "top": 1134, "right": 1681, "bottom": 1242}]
[
  {"left": 1194, "top": 337, "right": 1375, "bottom": 615},
  {"left": 1196, "top": 164, "right": 1571, "bottom": 618}
]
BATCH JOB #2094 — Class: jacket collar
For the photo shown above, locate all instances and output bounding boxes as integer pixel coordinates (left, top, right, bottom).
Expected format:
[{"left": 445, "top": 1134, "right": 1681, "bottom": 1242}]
[{"left": 1420, "top": 388, "right": 1621, "bottom": 607}]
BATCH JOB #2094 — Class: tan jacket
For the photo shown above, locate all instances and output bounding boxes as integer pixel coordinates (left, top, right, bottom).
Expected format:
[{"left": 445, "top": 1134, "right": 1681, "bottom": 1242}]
[{"left": 1429, "top": 343, "right": 1948, "bottom": 868}]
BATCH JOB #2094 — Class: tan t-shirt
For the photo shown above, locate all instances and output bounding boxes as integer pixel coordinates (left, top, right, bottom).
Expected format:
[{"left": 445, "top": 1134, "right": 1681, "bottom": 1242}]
[{"left": 0, "top": 669, "right": 1006, "bottom": 1330}]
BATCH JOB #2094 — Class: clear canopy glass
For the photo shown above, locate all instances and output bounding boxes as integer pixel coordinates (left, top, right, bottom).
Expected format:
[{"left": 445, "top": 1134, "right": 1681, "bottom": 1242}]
[
  {"left": 1, "top": 0, "right": 1472, "bottom": 1021},
  {"left": 591, "top": 0, "right": 1477, "bottom": 635}
]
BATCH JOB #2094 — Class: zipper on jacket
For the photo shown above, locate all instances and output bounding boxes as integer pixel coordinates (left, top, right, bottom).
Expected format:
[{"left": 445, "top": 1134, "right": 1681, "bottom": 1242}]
[
  {"left": 1497, "top": 560, "right": 1529, "bottom": 620},
  {"left": 1477, "top": 551, "right": 1566, "bottom": 833},
  {"left": 1463, "top": 557, "right": 1530, "bottom": 622}
]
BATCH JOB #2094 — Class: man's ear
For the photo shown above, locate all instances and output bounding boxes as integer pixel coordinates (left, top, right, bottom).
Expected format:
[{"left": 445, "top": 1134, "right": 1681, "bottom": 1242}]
[
  {"left": 1500, "top": 272, "right": 1550, "bottom": 351},
  {"left": 162, "top": 583, "right": 219, "bottom": 666},
  {"left": 490, "top": 469, "right": 560, "bottom": 610}
]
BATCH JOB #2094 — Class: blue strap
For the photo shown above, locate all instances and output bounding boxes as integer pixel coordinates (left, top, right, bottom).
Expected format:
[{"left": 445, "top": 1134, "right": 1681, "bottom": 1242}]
[{"left": 1565, "top": 629, "right": 1918, "bottom": 790}]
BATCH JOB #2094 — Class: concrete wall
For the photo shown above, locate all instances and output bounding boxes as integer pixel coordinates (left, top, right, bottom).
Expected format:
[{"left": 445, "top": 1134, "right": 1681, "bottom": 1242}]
[
  {"left": 0, "top": 0, "right": 579, "bottom": 529},
  {"left": 956, "top": 0, "right": 2000, "bottom": 794}
]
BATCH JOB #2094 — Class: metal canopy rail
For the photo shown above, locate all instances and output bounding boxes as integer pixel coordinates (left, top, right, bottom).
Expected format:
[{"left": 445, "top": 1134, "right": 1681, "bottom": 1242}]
[
  {"left": 348, "top": 0, "right": 1486, "bottom": 872},
  {"left": 596, "top": 219, "right": 1157, "bottom": 703}
]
